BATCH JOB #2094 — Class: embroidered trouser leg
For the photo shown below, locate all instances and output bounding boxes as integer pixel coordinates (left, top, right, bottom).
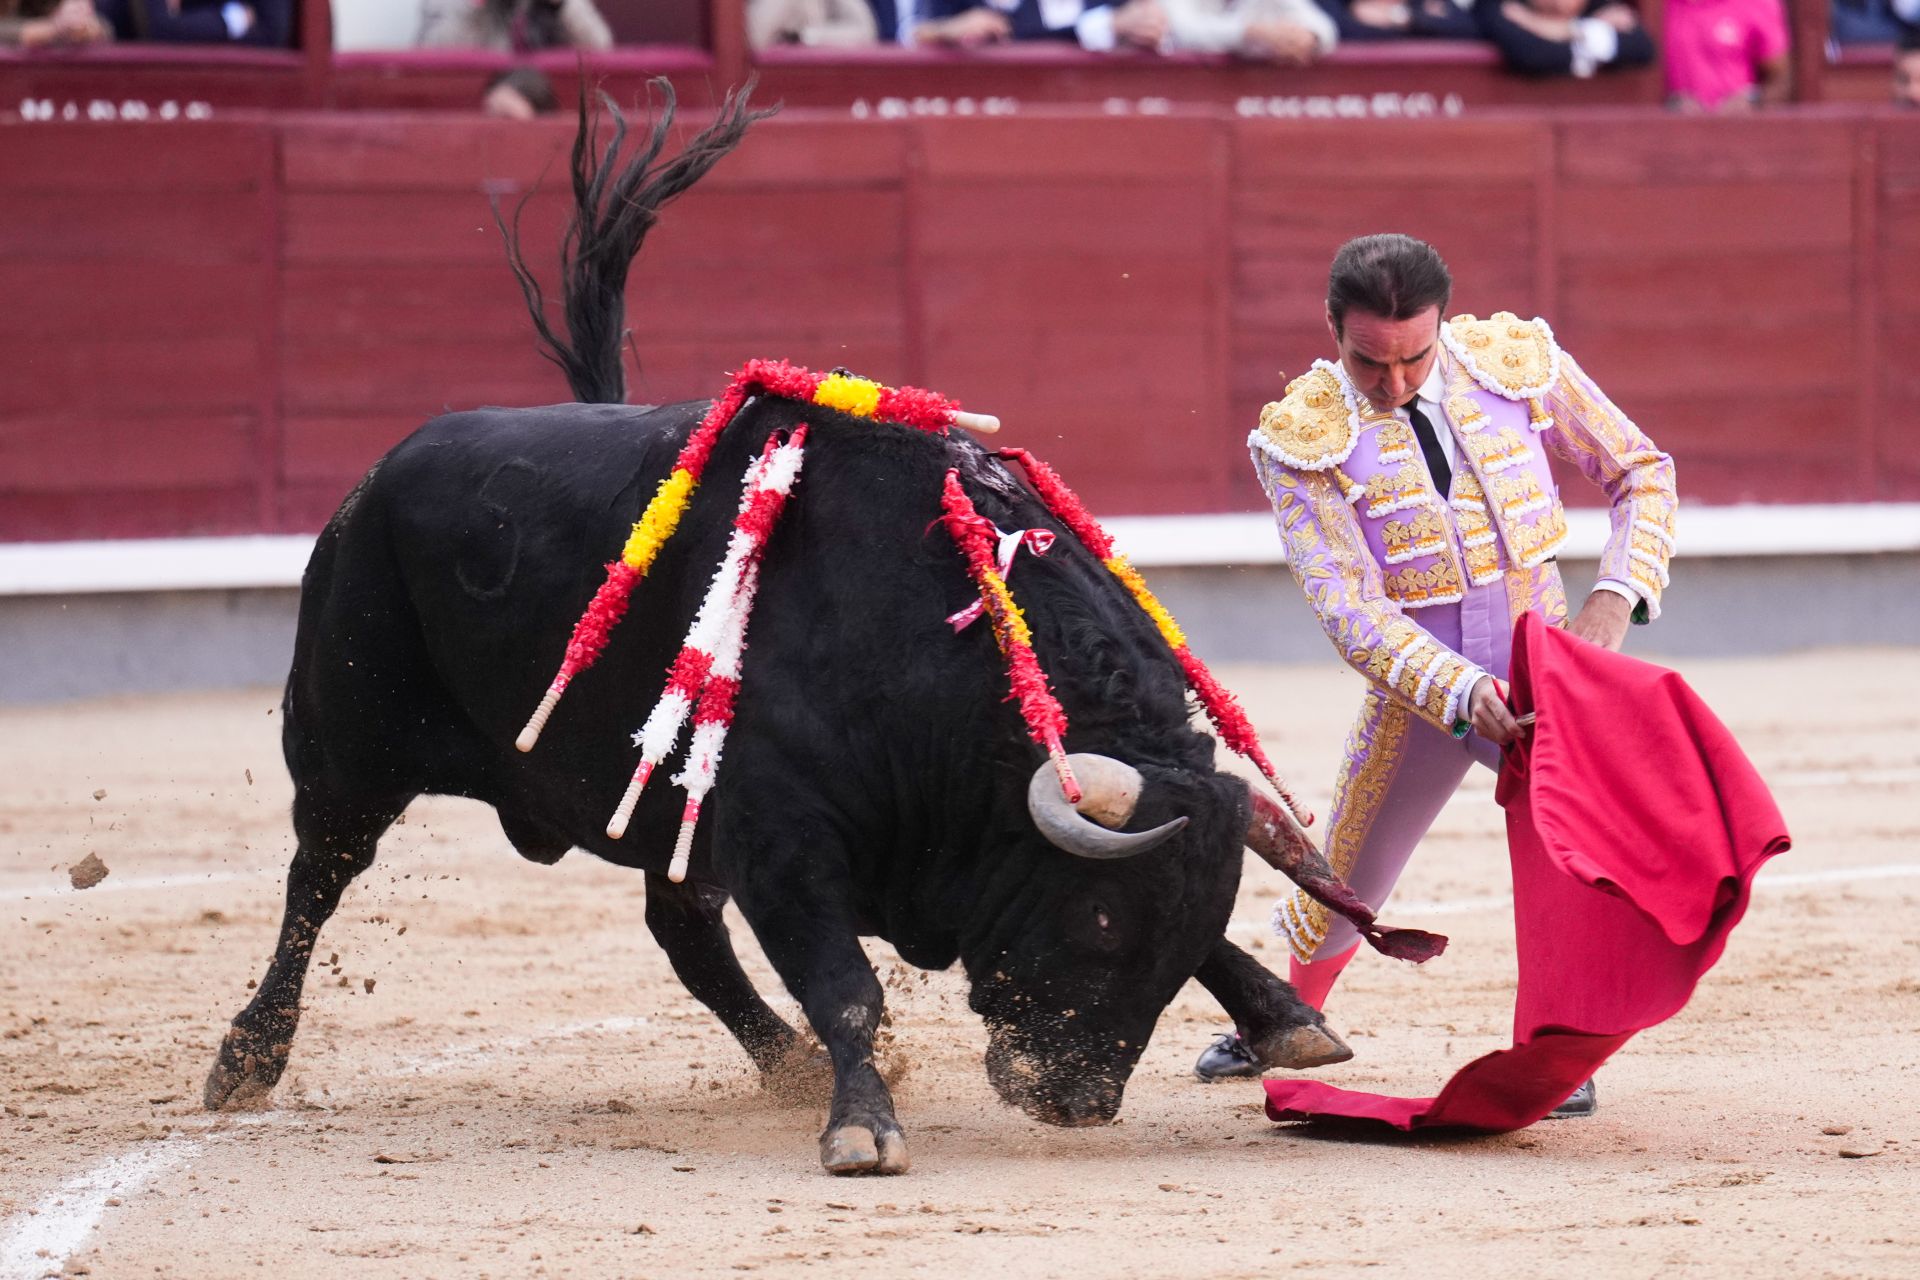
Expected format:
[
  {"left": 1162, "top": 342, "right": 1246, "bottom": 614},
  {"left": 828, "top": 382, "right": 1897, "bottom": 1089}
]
[{"left": 1275, "top": 578, "right": 1514, "bottom": 963}]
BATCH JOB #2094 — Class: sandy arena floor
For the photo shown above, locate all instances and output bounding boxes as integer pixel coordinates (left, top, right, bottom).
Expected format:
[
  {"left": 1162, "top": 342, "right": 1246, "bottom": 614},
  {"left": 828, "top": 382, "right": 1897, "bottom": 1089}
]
[{"left": 1, "top": 648, "right": 1916, "bottom": 1279}]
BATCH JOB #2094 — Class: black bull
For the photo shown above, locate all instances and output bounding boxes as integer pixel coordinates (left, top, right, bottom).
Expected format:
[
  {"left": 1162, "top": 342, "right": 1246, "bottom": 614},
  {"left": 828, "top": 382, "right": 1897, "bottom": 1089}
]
[{"left": 203, "top": 88, "right": 1347, "bottom": 1177}]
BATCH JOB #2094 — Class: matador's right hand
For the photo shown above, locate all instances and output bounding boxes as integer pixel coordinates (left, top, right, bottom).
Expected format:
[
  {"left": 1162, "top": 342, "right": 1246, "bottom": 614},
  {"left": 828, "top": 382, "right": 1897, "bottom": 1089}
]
[{"left": 1468, "top": 676, "right": 1526, "bottom": 746}]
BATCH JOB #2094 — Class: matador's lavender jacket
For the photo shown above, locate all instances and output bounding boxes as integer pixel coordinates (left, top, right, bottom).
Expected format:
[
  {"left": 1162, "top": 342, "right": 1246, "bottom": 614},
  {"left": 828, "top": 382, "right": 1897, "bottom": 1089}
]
[
  {"left": 1248, "top": 312, "right": 1677, "bottom": 735},
  {"left": 1247, "top": 313, "right": 1678, "bottom": 962}
]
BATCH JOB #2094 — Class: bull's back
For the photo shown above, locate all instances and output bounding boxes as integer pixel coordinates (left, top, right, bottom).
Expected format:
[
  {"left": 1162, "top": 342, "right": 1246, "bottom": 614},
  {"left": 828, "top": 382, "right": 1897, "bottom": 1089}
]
[{"left": 282, "top": 401, "right": 705, "bottom": 804}]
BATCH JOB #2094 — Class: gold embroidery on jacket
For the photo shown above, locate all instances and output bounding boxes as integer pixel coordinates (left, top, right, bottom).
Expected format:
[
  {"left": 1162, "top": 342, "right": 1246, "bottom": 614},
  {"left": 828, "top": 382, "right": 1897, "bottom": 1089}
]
[
  {"left": 1472, "top": 426, "right": 1534, "bottom": 474},
  {"left": 1444, "top": 312, "right": 1561, "bottom": 400},
  {"left": 1380, "top": 507, "right": 1448, "bottom": 565},
  {"left": 1490, "top": 471, "right": 1553, "bottom": 521},
  {"left": 1443, "top": 363, "right": 1490, "bottom": 433},
  {"left": 1278, "top": 691, "right": 1410, "bottom": 961},
  {"left": 1448, "top": 470, "right": 1502, "bottom": 584},
  {"left": 1375, "top": 417, "right": 1417, "bottom": 465},
  {"left": 1363, "top": 459, "right": 1433, "bottom": 518},
  {"left": 1383, "top": 560, "right": 1465, "bottom": 606},
  {"left": 1506, "top": 508, "right": 1570, "bottom": 567},
  {"left": 1255, "top": 365, "right": 1357, "bottom": 470}
]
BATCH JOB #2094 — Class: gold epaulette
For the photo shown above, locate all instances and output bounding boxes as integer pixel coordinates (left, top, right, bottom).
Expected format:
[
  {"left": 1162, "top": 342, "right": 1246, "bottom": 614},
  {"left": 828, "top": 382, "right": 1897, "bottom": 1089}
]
[
  {"left": 1441, "top": 312, "right": 1562, "bottom": 401},
  {"left": 1251, "top": 362, "right": 1358, "bottom": 471}
]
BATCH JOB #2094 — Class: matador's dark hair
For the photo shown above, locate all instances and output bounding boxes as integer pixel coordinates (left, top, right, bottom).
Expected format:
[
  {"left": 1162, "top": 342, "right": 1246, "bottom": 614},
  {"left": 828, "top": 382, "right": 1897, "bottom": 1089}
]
[{"left": 1326, "top": 234, "right": 1452, "bottom": 337}]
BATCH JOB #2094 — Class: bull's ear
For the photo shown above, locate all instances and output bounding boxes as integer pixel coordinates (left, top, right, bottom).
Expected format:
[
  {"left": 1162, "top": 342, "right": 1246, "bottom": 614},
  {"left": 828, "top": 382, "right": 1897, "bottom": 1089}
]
[{"left": 1027, "top": 755, "right": 1188, "bottom": 860}]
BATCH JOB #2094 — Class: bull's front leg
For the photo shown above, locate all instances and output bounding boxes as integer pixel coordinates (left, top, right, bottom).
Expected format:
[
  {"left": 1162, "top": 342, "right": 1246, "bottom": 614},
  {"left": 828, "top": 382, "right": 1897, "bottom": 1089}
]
[
  {"left": 642, "top": 872, "right": 832, "bottom": 1105},
  {"left": 1193, "top": 938, "right": 1352, "bottom": 1070},
  {"left": 734, "top": 883, "right": 908, "bottom": 1176}
]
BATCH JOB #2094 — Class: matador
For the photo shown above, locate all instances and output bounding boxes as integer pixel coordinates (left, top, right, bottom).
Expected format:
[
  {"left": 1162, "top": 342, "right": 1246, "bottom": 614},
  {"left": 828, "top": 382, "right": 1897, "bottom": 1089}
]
[{"left": 1194, "top": 234, "right": 1678, "bottom": 1117}]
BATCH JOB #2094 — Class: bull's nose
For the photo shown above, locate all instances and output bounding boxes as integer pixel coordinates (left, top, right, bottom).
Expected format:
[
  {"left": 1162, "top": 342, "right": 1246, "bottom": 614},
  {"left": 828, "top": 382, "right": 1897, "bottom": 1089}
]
[
  {"left": 1054, "top": 1105, "right": 1117, "bottom": 1129},
  {"left": 1023, "top": 1082, "right": 1121, "bottom": 1128}
]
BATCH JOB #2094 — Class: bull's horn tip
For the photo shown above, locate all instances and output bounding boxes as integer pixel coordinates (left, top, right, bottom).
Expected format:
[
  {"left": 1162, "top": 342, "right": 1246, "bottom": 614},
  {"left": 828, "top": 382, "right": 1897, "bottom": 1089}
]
[
  {"left": 952, "top": 410, "right": 1001, "bottom": 435},
  {"left": 514, "top": 729, "right": 538, "bottom": 753}
]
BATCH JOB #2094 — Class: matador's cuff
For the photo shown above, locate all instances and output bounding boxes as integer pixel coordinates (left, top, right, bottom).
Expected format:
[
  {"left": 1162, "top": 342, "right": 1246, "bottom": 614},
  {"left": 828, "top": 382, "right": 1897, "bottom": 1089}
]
[
  {"left": 1364, "top": 622, "right": 1484, "bottom": 735},
  {"left": 1593, "top": 578, "right": 1653, "bottom": 626}
]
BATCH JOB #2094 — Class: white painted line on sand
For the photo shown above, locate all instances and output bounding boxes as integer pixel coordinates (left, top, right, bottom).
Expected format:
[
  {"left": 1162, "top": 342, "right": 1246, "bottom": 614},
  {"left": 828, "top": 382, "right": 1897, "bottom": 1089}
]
[
  {"left": 390, "top": 1016, "right": 652, "bottom": 1078},
  {"left": 1775, "top": 766, "right": 1920, "bottom": 788},
  {"left": 0, "top": 870, "right": 266, "bottom": 906},
  {"left": 1228, "top": 861, "right": 1920, "bottom": 935},
  {"left": 0, "top": 1138, "right": 205, "bottom": 1280},
  {"left": 0, "top": 1012, "right": 653, "bottom": 1278},
  {"left": 1756, "top": 862, "right": 1920, "bottom": 888}
]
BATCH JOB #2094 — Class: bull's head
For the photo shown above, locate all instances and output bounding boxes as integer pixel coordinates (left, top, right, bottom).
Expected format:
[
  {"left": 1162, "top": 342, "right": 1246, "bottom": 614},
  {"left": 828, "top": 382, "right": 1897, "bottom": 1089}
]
[
  {"left": 972, "top": 753, "right": 1441, "bottom": 1127},
  {"left": 969, "top": 753, "right": 1246, "bottom": 1128}
]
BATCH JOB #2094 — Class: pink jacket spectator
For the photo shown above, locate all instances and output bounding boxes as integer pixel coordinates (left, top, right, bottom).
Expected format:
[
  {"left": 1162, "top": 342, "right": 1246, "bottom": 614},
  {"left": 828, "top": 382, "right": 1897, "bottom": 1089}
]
[{"left": 1663, "top": 0, "right": 1789, "bottom": 109}]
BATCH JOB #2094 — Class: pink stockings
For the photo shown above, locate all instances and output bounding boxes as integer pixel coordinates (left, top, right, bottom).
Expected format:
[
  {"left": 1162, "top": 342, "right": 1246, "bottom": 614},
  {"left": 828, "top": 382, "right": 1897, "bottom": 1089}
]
[{"left": 1289, "top": 943, "right": 1360, "bottom": 1011}]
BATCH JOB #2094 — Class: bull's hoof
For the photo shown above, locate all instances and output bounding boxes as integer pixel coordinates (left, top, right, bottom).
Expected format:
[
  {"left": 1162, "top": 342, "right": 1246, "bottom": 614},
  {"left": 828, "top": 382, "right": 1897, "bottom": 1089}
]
[
  {"left": 203, "top": 1028, "right": 290, "bottom": 1111},
  {"left": 820, "top": 1122, "right": 910, "bottom": 1176},
  {"left": 1247, "top": 1022, "right": 1353, "bottom": 1071}
]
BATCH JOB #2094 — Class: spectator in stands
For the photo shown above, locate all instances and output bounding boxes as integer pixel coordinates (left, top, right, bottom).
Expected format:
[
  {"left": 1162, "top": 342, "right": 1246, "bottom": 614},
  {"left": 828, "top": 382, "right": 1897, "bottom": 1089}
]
[
  {"left": 908, "top": 0, "right": 1330, "bottom": 53},
  {"left": 1664, "top": 0, "right": 1789, "bottom": 109},
  {"left": 908, "top": 0, "right": 1148, "bottom": 49},
  {"left": 1898, "top": 23, "right": 1920, "bottom": 106},
  {"left": 93, "top": 0, "right": 291, "bottom": 44},
  {"left": 2, "top": 0, "right": 108, "bottom": 47},
  {"left": 417, "top": 0, "right": 612, "bottom": 52},
  {"left": 483, "top": 66, "right": 561, "bottom": 116},
  {"left": 1157, "top": 0, "right": 1338, "bottom": 60},
  {"left": 1831, "top": 0, "right": 1910, "bottom": 43},
  {"left": 1312, "top": 0, "right": 1477, "bottom": 42},
  {"left": 1476, "top": 0, "right": 1653, "bottom": 76},
  {"left": 749, "top": 0, "right": 879, "bottom": 48}
]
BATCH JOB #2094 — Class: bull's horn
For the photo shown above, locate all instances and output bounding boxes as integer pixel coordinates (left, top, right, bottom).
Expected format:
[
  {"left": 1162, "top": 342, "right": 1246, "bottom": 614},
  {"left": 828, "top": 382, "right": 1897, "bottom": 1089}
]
[{"left": 1027, "top": 754, "right": 1188, "bottom": 860}]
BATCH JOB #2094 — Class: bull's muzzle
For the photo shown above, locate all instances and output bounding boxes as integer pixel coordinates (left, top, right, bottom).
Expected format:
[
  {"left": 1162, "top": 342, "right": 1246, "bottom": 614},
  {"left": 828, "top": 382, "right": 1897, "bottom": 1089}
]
[{"left": 1026, "top": 754, "right": 1188, "bottom": 860}]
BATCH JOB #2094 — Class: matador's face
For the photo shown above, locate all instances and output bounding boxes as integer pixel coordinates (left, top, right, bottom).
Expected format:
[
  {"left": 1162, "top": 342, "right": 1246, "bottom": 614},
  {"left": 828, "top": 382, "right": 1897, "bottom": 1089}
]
[{"left": 1329, "top": 305, "right": 1443, "bottom": 412}]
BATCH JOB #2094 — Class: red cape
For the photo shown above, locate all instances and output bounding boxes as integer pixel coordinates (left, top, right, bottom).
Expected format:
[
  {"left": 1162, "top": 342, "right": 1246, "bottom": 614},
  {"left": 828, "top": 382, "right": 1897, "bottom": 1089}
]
[{"left": 1262, "top": 613, "right": 1791, "bottom": 1132}]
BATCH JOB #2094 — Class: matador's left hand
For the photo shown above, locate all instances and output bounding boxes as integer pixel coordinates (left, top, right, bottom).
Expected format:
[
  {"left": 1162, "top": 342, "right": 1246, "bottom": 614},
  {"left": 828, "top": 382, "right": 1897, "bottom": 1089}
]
[{"left": 1567, "top": 591, "right": 1631, "bottom": 652}]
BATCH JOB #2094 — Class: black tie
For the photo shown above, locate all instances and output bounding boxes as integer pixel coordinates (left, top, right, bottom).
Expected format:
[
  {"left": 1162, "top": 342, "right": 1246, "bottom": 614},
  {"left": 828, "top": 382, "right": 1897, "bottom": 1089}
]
[{"left": 1406, "top": 401, "right": 1451, "bottom": 497}]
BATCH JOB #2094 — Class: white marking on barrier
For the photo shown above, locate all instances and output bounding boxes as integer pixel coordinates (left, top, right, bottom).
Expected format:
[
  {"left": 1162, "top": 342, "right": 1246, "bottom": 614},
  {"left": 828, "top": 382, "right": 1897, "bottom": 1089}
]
[
  {"left": 1227, "top": 862, "right": 1920, "bottom": 935},
  {"left": 6, "top": 501, "right": 1917, "bottom": 594}
]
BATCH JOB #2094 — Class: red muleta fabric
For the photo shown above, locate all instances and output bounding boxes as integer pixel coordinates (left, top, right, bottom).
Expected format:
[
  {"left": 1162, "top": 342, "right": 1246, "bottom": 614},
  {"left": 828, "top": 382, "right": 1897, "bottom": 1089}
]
[{"left": 1262, "top": 613, "right": 1791, "bottom": 1132}]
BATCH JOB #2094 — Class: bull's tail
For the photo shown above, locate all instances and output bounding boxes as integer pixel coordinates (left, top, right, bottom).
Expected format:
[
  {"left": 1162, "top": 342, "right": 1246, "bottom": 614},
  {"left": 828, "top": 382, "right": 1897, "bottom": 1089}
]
[{"left": 497, "top": 79, "right": 773, "bottom": 406}]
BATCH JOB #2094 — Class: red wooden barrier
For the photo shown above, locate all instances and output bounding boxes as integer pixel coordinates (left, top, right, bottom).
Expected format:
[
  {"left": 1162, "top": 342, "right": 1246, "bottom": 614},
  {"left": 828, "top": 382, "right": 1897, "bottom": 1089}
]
[{"left": 2, "top": 108, "right": 1916, "bottom": 542}]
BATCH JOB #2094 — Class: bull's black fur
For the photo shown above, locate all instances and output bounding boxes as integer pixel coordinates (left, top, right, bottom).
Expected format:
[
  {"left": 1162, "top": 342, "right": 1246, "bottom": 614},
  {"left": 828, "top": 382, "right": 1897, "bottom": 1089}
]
[{"left": 206, "top": 83, "right": 1327, "bottom": 1173}]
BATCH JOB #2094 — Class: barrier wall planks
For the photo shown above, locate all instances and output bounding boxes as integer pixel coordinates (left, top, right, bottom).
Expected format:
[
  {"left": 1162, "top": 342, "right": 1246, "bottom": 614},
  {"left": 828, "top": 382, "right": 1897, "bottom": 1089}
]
[{"left": 2, "top": 109, "right": 1915, "bottom": 543}]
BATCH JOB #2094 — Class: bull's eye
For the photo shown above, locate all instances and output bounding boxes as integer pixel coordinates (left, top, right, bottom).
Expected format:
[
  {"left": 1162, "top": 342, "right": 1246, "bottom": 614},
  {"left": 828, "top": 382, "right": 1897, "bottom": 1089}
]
[{"left": 1073, "top": 898, "right": 1125, "bottom": 953}]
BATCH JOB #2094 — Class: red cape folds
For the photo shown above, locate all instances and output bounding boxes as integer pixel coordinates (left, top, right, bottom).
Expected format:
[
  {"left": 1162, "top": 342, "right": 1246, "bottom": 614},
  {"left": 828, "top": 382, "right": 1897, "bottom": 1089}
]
[{"left": 1262, "top": 613, "right": 1791, "bottom": 1132}]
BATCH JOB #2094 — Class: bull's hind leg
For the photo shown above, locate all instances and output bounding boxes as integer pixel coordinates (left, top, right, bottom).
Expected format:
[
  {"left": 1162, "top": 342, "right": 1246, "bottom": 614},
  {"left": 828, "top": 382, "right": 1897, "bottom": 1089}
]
[
  {"left": 204, "top": 787, "right": 410, "bottom": 1109},
  {"left": 1194, "top": 939, "right": 1352, "bottom": 1069},
  {"left": 643, "top": 872, "right": 830, "bottom": 1103}
]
